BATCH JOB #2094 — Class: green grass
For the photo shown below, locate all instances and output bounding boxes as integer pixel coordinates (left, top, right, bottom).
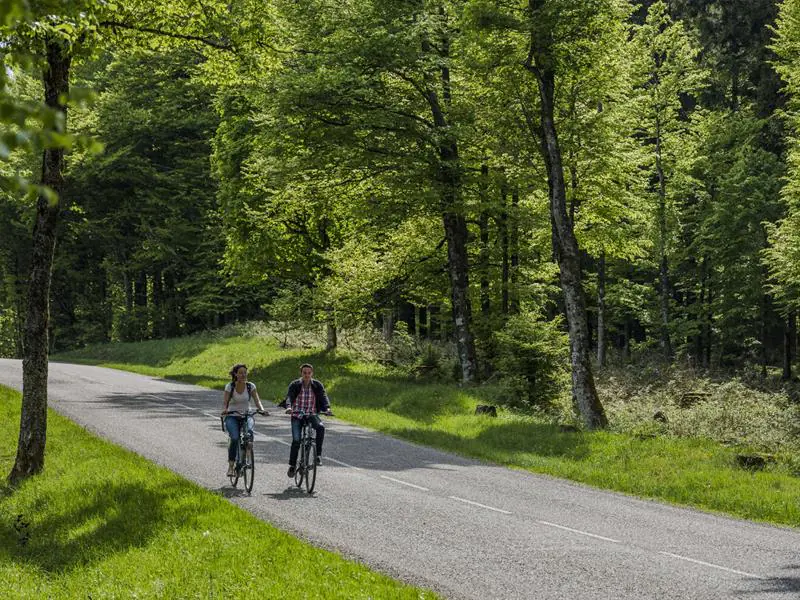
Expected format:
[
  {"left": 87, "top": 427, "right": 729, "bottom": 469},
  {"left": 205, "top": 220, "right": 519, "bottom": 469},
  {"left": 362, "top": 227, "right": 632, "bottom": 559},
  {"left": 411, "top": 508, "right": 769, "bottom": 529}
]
[
  {"left": 0, "top": 386, "right": 436, "bottom": 599},
  {"left": 56, "top": 334, "right": 800, "bottom": 528}
]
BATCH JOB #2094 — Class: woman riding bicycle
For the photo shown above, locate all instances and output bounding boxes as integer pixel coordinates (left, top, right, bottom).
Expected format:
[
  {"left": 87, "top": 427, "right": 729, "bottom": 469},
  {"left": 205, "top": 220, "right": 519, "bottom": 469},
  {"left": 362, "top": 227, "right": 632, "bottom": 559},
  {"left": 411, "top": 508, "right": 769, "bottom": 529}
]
[{"left": 222, "top": 363, "right": 268, "bottom": 477}]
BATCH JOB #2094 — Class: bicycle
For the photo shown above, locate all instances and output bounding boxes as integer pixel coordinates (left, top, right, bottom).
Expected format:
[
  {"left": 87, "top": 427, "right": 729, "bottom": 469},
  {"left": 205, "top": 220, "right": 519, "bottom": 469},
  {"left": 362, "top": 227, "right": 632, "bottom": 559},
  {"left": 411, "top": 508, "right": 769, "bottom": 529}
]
[
  {"left": 286, "top": 408, "right": 333, "bottom": 494},
  {"left": 221, "top": 410, "right": 263, "bottom": 493}
]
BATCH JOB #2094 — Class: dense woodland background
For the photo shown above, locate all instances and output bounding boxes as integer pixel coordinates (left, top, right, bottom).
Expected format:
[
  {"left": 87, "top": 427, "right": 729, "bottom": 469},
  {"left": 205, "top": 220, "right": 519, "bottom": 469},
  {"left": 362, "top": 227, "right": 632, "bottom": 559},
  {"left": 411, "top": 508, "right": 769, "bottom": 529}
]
[{"left": 4, "top": 0, "right": 800, "bottom": 417}]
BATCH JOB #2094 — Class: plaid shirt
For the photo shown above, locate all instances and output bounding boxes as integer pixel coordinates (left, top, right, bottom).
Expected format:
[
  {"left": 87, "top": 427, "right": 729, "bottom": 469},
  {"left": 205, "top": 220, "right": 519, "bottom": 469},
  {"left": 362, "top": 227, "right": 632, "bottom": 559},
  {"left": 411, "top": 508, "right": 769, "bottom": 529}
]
[{"left": 291, "top": 383, "right": 316, "bottom": 416}]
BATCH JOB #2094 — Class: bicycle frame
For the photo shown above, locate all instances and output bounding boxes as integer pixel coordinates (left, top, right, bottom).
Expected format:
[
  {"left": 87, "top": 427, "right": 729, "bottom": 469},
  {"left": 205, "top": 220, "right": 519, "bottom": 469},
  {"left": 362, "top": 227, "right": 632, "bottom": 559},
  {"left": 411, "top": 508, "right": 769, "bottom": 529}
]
[
  {"left": 293, "top": 411, "right": 318, "bottom": 493},
  {"left": 222, "top": 410, "right": 257, "bottom": 493}
]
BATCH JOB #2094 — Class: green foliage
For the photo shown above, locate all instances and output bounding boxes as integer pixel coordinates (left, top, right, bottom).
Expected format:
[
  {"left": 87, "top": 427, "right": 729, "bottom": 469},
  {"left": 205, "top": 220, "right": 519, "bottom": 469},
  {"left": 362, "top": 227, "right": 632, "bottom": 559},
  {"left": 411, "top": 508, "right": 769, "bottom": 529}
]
[{"left": 493, "top": 311, "right": 570, "bottom": 410}]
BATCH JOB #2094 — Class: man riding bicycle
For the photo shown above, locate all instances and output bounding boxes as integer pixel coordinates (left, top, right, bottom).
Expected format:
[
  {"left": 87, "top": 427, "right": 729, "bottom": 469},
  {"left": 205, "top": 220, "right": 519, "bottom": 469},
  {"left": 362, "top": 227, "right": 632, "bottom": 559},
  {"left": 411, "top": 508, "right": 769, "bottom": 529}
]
[{"left": 280, "top": 363, "right": 332, "bottom": 478}]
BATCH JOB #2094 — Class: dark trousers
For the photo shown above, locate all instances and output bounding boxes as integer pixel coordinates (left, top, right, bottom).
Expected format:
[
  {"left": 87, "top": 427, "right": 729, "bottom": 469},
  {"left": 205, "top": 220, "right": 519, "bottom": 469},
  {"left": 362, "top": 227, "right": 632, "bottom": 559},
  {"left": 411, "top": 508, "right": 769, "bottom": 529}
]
[{"left": 289, "top": 415, "right": 325, "bottom": 466}]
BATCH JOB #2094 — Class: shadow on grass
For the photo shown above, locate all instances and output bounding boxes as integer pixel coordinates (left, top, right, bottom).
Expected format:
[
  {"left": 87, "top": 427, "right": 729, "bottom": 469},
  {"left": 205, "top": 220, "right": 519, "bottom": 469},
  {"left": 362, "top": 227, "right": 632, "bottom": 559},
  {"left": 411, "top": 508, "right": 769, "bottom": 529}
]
[
  {"left": 387, "top": 421, "right": 593, "bottom": 462},
  {"left": 255, "top": 352, "right": 475, "bottom": 424},
  {"left": 1, "top": 478, "right": 198, "bottom": 573},
  {"left": 54, "top": 335, "right": 219, "bottom": 370}
]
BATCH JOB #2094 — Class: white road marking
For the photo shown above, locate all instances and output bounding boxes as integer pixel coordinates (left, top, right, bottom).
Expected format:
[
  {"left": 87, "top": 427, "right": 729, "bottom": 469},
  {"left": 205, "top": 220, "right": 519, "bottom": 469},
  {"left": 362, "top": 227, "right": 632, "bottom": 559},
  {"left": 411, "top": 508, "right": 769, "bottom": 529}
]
[
  {"left": 449, "top": 496, "right": 512, "bottom": 515},
  {"left": 323, "top": 456, "right": 362, "bottom": 470},
  {"left": 148, "top": 394, "right": 167, "bottom": 402},
  {"left": 537, "top": 521, "right": 620, "bottom": 543},
  {"left": 380, "top": 475, "right": 430, "bottom": 491},
  {"left": 175, "top": 403, "right": 194, "bottom": 410},
  {"left": 659, "top": 552, "right": 764, "bottom": 579}
]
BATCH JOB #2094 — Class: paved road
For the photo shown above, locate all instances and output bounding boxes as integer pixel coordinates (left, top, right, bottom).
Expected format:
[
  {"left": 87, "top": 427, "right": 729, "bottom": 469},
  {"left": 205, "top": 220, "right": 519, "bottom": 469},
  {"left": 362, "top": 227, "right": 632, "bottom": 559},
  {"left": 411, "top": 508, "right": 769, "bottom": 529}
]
[{"left": 1, "top": 359, "right": 798, "bottom": 599}]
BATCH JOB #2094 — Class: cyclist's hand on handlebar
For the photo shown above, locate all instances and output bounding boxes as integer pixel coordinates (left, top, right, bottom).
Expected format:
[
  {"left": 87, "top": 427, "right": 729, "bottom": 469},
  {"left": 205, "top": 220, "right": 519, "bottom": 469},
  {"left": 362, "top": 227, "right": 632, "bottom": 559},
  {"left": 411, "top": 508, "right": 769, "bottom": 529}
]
[
  {"left": 322, "top": 410, "right": 334, "bottom": 417},
  {"left": 257, "top": 408, "right": 269, "bottom": 416},
  {"left": 284, "top": 408, "right": 292, "bottom": 414}
]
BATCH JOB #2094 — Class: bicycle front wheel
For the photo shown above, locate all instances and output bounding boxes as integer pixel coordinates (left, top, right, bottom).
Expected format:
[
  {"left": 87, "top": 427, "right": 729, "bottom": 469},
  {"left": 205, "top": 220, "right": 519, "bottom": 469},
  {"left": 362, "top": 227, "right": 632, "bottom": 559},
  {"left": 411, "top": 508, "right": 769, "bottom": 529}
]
[
  {"left": 230, "top": 444, "right": 240, "bottom": 488},
  {"left": 243, "top": 442, "right": 255, "bottom": 493},
  {"left": 305, "top": 444, "right": 317, "bottom": 494},
  {"left": 294, "top": 450, "right": 304, "bottom": 488}
]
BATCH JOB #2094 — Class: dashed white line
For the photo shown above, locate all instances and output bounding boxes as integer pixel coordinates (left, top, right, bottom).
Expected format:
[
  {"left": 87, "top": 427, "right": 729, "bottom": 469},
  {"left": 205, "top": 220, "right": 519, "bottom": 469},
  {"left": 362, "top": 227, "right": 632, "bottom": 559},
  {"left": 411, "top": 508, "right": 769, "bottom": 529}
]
[
  {"left": 449, "top": 496, "right": 512, "bottom": 515},
  {"left": 537, "top": 521, "right": 620, "bottom": 543},
  {"left": 659, "top": 552, "right": 764, "bottom": 579},
  {"left": 380, "top": 475, "right": 430, "bottom": 491},
  {"left": 323, "top": 456, "right": 362, "bottom": 470}
]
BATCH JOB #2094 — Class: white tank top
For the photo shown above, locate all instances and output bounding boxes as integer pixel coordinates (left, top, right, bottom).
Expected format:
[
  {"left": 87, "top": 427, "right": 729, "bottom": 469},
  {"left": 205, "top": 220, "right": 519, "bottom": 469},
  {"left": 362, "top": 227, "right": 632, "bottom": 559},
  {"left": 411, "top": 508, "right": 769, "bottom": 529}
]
[{"left": 225, "top": 382, "right": 255, "bottom": 414}]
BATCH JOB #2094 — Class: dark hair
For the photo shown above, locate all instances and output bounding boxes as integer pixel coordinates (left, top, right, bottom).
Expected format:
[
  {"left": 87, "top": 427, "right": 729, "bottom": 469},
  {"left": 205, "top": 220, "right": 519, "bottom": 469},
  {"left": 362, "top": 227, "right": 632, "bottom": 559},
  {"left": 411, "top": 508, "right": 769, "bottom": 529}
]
[
  {"left": 300, "top": 363, "right": 314, "bottom": 372},
  {"left": 230, "top": 363, "right": 247, "bottom": 383}
]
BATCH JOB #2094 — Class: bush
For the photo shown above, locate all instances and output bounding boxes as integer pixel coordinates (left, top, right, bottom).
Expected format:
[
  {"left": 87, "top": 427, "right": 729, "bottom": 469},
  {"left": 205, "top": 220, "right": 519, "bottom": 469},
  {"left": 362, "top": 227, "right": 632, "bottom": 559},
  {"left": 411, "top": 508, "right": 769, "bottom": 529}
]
[{"left": 493, "top": 311, "right": 570, "bottom": 410}]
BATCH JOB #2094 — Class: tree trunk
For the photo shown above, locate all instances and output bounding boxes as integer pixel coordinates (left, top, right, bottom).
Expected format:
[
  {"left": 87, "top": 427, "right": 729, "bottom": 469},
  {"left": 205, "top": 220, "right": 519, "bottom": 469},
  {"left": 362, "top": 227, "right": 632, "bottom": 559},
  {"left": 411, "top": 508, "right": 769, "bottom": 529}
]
[
  {"left": 498, "top": 174, "right": 510, "bottom": 315},
  {"left": 134, "top": 269, "right": 148, "bottom": 341},
  {"left": 783, "top": 311, "right": 795, "bottom": 381},
  {"left": 597, "top": 252, "right": 606, "bottom": 368},
  {"left": 382, "top": 307, "right": 394, "bottom": 342},
  {"left": 9, "top": 38, "right": 71, "bottom": 485},
  {"left": 479, "top": 163, "right": 490, "bottom": 317},
  {"left": 152, "top": 269, "right": 163, "bottom": 338},
  {"left": 423, "top": 29, "right": 477, "bottom": 382},
  {"left": 510, "top": 188, "right": 520, "bottom": 315},
  {"left": 325, "top": 306, "right": 337, "bottom": 351},
  {"left": 524, "top": 34, "right": 607, "bottom": 429}
]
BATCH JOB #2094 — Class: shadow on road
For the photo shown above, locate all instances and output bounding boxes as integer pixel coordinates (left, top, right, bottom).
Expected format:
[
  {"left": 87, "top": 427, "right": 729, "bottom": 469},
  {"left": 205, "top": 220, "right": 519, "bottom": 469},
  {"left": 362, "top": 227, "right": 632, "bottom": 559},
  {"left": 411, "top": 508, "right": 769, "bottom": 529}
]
[
  {"left": 84, "top": 385, "right": 592, "bottom": 480},
  {"left": 734, "top": 564, "right": 800, "bottom": 596}
]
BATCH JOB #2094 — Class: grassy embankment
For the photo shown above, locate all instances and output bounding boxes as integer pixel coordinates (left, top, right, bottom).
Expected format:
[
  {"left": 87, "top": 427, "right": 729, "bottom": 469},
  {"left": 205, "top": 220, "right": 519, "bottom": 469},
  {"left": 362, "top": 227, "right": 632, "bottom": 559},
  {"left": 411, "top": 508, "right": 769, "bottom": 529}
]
[
  {"left": 0, "top": 385, "right": 435, "bottom": 599},
  {"left": 55, "top": 333, "right": 800, "bottom": 528}
]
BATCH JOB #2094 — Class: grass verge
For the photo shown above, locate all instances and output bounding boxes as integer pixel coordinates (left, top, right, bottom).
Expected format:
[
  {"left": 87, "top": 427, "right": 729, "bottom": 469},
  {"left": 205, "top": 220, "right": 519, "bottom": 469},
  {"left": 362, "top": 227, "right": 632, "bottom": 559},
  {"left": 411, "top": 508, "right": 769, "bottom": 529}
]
[
  {"left": 0, "top": 385, "right": 435, "bottom": 599},
  {"left": 56, "top": 335, "right": 800, "bottom": 528}
]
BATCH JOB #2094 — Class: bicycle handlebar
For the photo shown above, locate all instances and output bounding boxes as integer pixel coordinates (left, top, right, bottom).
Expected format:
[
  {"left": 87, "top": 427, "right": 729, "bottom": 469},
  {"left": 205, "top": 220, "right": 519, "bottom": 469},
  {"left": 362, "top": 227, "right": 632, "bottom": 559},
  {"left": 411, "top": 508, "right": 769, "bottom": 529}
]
[
  {"left": 221, "top": 410, "right": 265, "bottom": 417},
  {"left": 284, "top": 408, "right": 334, "bottom": 417}
]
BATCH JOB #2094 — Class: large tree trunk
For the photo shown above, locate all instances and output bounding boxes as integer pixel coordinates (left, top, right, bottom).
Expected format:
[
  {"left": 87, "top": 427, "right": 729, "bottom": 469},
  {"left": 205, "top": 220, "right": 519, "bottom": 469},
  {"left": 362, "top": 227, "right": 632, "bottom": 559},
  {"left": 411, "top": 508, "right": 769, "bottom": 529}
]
[
  {"left": 423, "top": 28, "right": 477, "bottom": 383},
  {"left": 524, "top": 27, "right": 607, "bottom": 429},
  {"left": 9, "top": 38, "right": 71, "bottom": 485}
]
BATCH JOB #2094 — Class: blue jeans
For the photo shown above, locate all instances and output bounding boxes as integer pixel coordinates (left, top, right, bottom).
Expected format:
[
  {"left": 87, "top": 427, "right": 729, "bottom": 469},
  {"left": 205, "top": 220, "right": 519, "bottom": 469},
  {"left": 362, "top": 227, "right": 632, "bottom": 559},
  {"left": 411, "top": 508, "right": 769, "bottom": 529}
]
[
  {"left": 289, "top": 415, "right": 324, "bottom": 466},
  {"left": 225, "top": 415, "right": 254, "bottom": 462}
]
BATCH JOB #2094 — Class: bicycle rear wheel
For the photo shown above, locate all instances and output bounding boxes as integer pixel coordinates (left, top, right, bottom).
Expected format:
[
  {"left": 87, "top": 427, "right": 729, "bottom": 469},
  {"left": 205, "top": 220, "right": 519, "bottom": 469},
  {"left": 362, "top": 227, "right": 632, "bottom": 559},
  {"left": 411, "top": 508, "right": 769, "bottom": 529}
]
[
  {"left": 243, "top": 442, "right": 255, "bottom": 493},
  {"left": 305, "top": 444, "right": 317, "bottom": 494}
]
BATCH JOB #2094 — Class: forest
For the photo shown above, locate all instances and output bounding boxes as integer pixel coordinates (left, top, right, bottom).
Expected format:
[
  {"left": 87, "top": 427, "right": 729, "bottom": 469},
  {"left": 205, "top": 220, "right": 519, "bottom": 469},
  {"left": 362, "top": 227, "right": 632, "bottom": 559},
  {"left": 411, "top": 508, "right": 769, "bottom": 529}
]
[{"left": 3, "top": 0, "right": 800, "bottom": 433}]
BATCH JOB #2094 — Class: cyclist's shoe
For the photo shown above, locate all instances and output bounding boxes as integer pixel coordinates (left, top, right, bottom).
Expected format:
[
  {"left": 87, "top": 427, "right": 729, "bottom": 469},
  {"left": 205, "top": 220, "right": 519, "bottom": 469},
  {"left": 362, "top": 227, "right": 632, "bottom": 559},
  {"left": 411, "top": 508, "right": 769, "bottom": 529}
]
[
  {"left": 227, "top": 464, "right": 235, "bottom": 477},
  {"left": 315, "top": 456, "right": 322, "bottom": 466},
  {"left": 287, "top": 466, "right": 296, "bottom": 478}
]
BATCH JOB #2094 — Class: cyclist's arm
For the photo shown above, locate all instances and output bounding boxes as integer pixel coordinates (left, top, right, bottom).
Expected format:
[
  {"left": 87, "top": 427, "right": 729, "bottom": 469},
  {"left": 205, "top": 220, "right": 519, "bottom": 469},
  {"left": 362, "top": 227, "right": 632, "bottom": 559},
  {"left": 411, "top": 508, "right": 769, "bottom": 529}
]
[
  {"left": 222, "top": 388, "right": 231, "bottom": 415},
  {"left": 251, "top": 388, "right": 267, "bottom": 413},
  {"left": 317, "top": 382, "right": 331, "bottom": 413},
  {"left": 279, "top": 382, "right": 294, "bottom": 409}
]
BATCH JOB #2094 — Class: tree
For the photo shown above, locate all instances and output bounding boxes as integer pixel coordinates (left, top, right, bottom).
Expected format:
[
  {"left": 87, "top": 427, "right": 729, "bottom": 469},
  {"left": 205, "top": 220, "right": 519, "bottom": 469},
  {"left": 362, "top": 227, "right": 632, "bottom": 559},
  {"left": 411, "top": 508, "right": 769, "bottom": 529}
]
[{"left": 629, "top": 0, "right": 706, "bottom": 360}]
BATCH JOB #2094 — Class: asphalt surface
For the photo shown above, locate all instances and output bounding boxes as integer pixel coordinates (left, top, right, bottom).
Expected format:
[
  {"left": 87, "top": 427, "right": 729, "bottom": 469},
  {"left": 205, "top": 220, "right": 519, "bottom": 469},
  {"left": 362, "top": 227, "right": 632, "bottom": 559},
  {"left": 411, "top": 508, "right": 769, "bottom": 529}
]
[{"left": 1, "top": 359, "right": 798, "bottom": 599}]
